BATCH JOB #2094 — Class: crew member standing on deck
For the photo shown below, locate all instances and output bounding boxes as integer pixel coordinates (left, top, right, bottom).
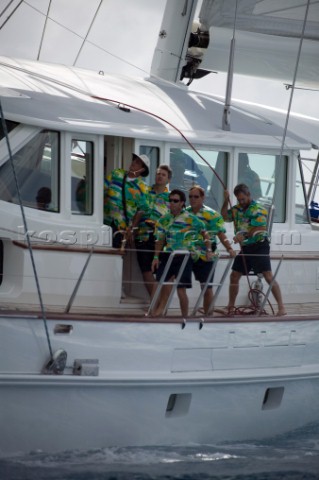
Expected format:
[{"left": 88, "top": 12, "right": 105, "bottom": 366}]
[
  {"left": 187, "top": 185, "right": 235, "bottom": 314},
  {"left": 151, "top": 189, "right": 212, "bottom": 318},
  {"left": 221, "top": 183, "right": 286, "bottom": 316},
  {"left": 135, "top": 165, "right": 172, "bottom": 296},
  {"left": 104, "top": 153, "right": 150, "bottom": 248}
]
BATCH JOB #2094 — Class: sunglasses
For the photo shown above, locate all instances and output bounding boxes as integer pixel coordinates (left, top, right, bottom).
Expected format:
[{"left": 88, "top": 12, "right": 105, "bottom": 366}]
[
  {"left": 169, "top": 198, "right": 181, "bottom": 203},
  {"left": 189, "top": 195, "right": 200, "bottom": 199}
]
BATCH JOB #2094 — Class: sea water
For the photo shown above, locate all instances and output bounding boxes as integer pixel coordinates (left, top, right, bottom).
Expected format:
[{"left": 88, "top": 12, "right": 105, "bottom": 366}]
[{"left": 1, "top": 423, "right": 319, "bottom": 480}]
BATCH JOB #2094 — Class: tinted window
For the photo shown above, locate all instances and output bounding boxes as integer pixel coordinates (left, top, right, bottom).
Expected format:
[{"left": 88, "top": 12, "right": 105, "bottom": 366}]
[
  {"left": 71, "top": 140, "right": 94, "bottom": 215},
  {"left": 0, "top": 130, "right": 59, "bottom": 211},
  {"left": 169, "top": 147, "right": 228, "bottom": 210},
  {"left": 237, "top": 153, "right": 287, "bottom": 223}
]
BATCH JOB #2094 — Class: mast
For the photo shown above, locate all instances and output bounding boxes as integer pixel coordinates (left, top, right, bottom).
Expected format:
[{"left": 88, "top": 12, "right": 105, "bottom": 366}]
[{"left": 150, "top": 0, "right": 198, "bottom": 83}]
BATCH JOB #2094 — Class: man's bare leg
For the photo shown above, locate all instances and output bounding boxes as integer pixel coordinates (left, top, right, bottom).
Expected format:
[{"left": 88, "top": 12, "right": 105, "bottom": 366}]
[
  {"left": 177, "top": 287, "right": 189, "bottom": 317},
  {"left": 142, "top": 271, "right": 156, "bottom": 297},
  {"left": 228, "top": 270, "right": 242, "bottom": 313},
  {"left": 262, "top": 271, "right": 286, "bottom": 315},
  {"left": 203, "top": 287, "right": 213, "bottom": 314},
  {"left": 151, "top": 280, "right": 174, "bottom": 316}
]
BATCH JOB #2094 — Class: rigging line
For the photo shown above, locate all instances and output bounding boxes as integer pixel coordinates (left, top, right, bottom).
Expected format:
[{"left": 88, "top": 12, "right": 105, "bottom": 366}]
[
  {"left": 0, "top": 0, "right": 15, "bottom": 19},
  {"left": 23, "top": 0, "right": 149, "bottom": 76},
  {"left": 270, "top": 0, "right": 311, "bottom": 225},
  {"left": 222, "top": 0, "right": 239, "bottom": 131},
  {"left": 0, "top": 0, "right": 23, "bottom": 30},
  {"left": 0, "top": 101, "right": 53, "bottom": 359},
  {"left": 284, "top": 84, "right": 319, "bottom": 92},
  {"left": 73, "top": 0, "right": 103, "bottom": 67},
  {"left": 92, "top": 93, "right": 226, "bottom": 187},
  {"left": 0, "top": 59, "right": 226, "bottom": 187},
  {"left": 37, "top": 0, "right": 52, "bottom": 61}
]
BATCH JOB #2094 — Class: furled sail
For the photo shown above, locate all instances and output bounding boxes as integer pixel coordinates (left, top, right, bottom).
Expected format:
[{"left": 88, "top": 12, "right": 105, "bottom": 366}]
[
  {"left": 151, "top": 0, "right": 319, "bottom": 87},
  {"left": 196, "top": 0, "right": 319, "bottom": 86}
]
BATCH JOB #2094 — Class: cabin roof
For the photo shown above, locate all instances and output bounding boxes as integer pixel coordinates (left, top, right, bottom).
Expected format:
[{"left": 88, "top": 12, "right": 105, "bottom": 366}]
[{"left": 0, "top": 56, "right": 312, "bottom": 150}]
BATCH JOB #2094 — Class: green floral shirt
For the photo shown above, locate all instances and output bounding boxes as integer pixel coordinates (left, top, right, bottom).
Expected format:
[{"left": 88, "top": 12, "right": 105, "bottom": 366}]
[
  {"left": 186, "top": 205, "right": 226, "bottom": 260},
  {"left": 135, "top": 186, "right": 170, "bottom": 241},
  {"left": 104, "top": 169, "right": 148, "bottom": 230},
  {"left": 224, "top": 200, "right": 268, "bottom": 245},
  {"left": 155, "top": 209, "right": 206, "bottom": 260}
]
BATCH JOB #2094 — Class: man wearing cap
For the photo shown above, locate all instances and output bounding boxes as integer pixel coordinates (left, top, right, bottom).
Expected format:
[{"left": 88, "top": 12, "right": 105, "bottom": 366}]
[{"left": 104, "top": 153, "right": 150, "bottom": 248}]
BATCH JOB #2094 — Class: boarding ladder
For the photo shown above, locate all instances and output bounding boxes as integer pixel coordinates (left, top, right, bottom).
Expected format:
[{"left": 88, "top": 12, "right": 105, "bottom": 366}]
[
  {"left": 191, "top": 256, "right": 233, "bottom": 317},
  {"left": 147, "top": 250, "right": 190, "bottom": 317},
  {"left": 147, "top": 250, "right": 234, "bottom": 318}
]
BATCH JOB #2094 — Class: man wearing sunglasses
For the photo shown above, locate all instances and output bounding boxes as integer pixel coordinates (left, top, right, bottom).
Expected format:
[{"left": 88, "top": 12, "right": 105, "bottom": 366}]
[
  {"left": 151, "top": 189, "right": 211, "bottom": 317},
  {"left": 187, "top": 185, "right": 235, "bottom": 314}
]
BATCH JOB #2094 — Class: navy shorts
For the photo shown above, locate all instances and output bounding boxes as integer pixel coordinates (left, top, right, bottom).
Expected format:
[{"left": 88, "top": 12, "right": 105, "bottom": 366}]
[
  {"left": 232, "top": 240, "right": 271, "bottom": 275},
  {"left": 192, "top": 258, "right": 216, "bottom": 288},
  {"left": 156, "top": 252, "right": 193, "bottom": 288},
  {"left": 135, "top": 234, "right": 155, "bottom": 273}
]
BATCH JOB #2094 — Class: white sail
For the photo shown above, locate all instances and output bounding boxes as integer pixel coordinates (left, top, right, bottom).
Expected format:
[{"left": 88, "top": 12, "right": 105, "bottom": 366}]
[{"left": 197, "top": 0, "right": 319, "bottom": 86}]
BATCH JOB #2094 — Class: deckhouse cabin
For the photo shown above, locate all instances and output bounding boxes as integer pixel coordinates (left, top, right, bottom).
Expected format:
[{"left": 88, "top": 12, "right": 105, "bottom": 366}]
[{"left": 0, "top": 57, "right": 317, "bottom": 314}]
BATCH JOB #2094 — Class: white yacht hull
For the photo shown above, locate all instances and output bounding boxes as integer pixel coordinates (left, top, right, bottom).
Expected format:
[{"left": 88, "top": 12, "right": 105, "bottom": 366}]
[{"left": 1, "top": 314, "right": 319, "bottom": 454}]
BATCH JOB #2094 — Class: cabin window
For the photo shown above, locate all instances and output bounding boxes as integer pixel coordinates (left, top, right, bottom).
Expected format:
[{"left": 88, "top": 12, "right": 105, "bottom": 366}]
[
  {"left": 0, "top": 119, "right": 19, "bottom": 140},
  {"left": 169, "top": 148, "right": 228, "bottom": 210},
  {"left": 0, "top": 130, "right": 59, "bottom": 211},
  {"left": 139, "top": 145, "right": 160, "bottom": 184},
  {"left": 237, "top": 153, "right": 287, "bottom": 223},
  {"left": 71, "top": 140, "right": 94, "bottom": 215}
]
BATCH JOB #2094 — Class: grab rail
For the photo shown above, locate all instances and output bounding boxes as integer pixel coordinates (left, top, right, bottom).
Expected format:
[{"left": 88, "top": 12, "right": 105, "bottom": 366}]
[
  {"left": 206, "top": 257, "right": 233, "bottom": 316},
  {"left": 146, "top": 250, "right": 190, "bottom": 317},
  {"left": 65, "top": 247, "right": 94, "bottom": 313},
  {"left": 257, "top": 255, "right": 283, "bottom": 316}
]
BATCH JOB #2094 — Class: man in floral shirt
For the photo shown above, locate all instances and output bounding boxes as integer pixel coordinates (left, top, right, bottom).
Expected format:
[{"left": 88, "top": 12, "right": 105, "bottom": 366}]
[
  {"left": 151, "top": 189, "right": 212, "bottom": 317},
  {"left": 221, "top": 183, "right": 286, "bottom": 316},
  {"left": 104, "top": 153, "right": 150, "bottom": 248},
  {"left": 135, "top": 165, "right": 172, "bottom": 296},
  {"left": 187, "top": 185, "right": 235, "bottom": 314}
]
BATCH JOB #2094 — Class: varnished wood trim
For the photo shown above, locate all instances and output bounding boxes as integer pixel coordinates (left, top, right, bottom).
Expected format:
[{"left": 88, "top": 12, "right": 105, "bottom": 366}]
[
  {"left": 1, "top": 309, "right": 319, "bottom": 325},
  {"left": 12, "top": 242, "right": 319, "bottom": 260},
  {"left": 12, "top": 240, "right": 123, "bottom": 255}
]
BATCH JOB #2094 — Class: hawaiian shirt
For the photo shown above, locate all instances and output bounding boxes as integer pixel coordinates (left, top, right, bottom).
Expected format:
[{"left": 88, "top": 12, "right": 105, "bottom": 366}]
[
  {"left": 155, "top": 209, "right": 206, "bottom": 261},
  {"left": 186, "top": 205, "right": 226, "bottom": 261},
  {"left": 224, "top": 200, "right": 268, "bottom": 245},
  {"left": 104, "top": 169, "right": 148, "bottom": 230},
  {"left": 135, "top": 186, "right": 170, "bottom": 242}
]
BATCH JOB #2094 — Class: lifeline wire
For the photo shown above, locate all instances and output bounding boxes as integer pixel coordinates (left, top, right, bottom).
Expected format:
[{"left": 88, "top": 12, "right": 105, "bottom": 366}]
[
  {"left": 0, "top": 100, "right": 53, "bottom": 359},
  {"left": 269, "top": 0, "right": 311, "bottom": 232},
  {"left": 73, "top": 0, "right": 104, "bottom": 66},
  {"left": 37, "top": 0, "right": 52, "bottom": 61},
  {"left": 227, "top": 0, "right": 311, "bottom": 309},
  {"left": 0, "top": 0, "right": 23, "bottom": 30}
]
